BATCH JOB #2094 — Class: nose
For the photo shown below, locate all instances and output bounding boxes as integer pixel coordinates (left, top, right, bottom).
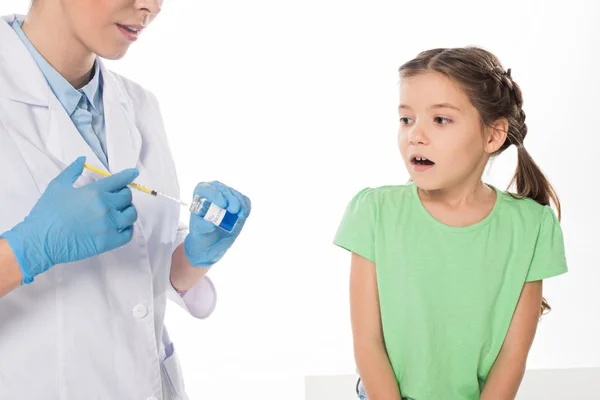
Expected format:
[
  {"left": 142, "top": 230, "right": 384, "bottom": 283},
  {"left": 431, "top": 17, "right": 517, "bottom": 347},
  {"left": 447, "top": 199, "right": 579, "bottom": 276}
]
[
  {"left": 136, "top": 0, "right": 162, "bottom": 23},
  {"left": 408, "top": 121, "right": 428, "bottom": 145}
]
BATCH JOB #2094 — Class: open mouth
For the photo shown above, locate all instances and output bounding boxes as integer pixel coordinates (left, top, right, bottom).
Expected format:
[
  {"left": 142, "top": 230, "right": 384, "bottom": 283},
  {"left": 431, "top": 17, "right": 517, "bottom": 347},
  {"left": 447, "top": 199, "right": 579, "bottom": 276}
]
[
  {"left": 410, "top": 155, "right": 435, "bottom": 166},
  {"left": 117, "top": 24, "right": 140, "bottom": 34}
]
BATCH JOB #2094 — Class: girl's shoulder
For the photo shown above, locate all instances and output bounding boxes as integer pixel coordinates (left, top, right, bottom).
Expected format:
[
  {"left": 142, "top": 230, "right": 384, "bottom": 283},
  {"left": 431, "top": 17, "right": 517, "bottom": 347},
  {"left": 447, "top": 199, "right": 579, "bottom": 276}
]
[
  {"left": 495, "top": 187, "right": 556, "bottom": 223},
  {"left": 349, "top": 183, "right": 414, "bottom": 207}
]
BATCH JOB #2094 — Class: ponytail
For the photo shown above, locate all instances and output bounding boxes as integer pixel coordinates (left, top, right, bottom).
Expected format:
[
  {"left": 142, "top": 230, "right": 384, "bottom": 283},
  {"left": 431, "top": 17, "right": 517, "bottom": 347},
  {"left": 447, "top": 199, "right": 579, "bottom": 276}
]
[
  {"left": 509, "top": 146, "right": 561, "bottom": 221},
  {"left": 509, "top": 146, "right": 561, "bottom": 315}
]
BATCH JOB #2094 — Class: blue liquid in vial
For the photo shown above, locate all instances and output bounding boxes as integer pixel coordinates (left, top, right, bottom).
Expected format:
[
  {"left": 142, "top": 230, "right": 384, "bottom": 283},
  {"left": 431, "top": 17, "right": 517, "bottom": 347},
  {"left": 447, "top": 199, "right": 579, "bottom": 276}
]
[{"left": 191, "top": 196, "right": 239, "bottom": 232}]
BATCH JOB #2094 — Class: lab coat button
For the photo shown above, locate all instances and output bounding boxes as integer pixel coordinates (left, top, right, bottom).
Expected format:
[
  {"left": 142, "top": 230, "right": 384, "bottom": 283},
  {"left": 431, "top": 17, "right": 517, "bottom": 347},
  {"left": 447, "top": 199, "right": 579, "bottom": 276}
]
[{"left": 133, "top": 304, "right": 148, "bottom": 319}]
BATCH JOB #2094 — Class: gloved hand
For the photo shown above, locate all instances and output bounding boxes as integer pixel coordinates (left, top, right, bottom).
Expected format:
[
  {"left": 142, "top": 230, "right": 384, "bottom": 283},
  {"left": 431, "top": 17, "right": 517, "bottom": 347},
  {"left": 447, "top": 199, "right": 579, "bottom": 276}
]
[
  {"left": 0, "top": 156, "right": 139, "bottom": 284},
  {"left": 184, "top": 181, "right": 251, "bottom": 267}
]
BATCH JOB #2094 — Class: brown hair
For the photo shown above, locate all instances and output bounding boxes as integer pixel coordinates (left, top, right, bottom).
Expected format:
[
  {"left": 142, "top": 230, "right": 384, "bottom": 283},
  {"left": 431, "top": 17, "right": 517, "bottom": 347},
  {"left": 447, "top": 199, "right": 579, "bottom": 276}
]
[{"left": 399, "top": 47, "right": 560, "bottom": 315}]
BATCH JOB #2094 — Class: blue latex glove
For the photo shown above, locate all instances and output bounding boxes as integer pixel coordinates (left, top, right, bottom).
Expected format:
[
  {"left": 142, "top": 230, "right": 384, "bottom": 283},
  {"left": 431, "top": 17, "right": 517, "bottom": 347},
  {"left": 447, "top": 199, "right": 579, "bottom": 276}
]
[
  {"left": 0, "top": 156, "right": 139, "bottom": 284},
  {"left": 184, "top": 181, "right": 251, "bottom": 267}
]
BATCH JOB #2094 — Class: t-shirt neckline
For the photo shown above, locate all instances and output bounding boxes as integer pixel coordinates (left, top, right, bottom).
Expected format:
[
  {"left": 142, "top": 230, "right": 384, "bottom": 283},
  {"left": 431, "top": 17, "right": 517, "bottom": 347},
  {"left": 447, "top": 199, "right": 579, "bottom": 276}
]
[{"left": 410, "top": 181, "right": 503, "bottom": 232}]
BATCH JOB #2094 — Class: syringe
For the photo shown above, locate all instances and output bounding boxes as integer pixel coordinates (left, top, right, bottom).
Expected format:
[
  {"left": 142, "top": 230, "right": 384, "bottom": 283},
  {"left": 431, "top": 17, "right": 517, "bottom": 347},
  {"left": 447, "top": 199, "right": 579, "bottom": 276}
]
[{"left": 83, "top": 164, "right": 189, "bottom": 207}]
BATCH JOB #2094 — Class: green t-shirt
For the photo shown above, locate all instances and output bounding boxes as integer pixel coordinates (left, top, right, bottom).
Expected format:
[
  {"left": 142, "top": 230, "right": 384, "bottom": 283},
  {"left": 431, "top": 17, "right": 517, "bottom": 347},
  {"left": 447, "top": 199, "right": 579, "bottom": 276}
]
[{"left": 334, "top": 183, "right": 567, "bottom": 400}]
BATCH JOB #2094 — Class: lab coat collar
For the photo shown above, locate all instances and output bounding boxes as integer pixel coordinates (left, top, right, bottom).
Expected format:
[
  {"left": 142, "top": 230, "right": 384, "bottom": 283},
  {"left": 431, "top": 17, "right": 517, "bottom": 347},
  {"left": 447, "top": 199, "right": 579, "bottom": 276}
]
[
  {"left": 10, "top": 16, "right": 103, "bottom": 115},
  {"left": 44, "top": 59, "right": 142, "bottom": 174},
  {"left": 0, "top": 14, "right": 141, "bottom": 174},
  {"left": 98, "top": 59, "right": 142, "bottom": 174},
  {"left": 0, "top": 15, "right": 50, "bottom": 107}
]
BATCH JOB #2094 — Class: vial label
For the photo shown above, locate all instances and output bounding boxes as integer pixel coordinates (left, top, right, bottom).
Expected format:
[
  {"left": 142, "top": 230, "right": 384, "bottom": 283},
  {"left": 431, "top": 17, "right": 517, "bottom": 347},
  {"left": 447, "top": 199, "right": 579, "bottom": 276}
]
[{"left": 203, "top": 203, "right": 226, "bottom": 226}]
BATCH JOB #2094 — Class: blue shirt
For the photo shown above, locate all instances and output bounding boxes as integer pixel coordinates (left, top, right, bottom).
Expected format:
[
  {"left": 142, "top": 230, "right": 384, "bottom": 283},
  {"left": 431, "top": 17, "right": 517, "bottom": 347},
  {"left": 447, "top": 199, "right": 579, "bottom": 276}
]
[{"left": 11, "top": 19, "right": 109, "bottom": 168}]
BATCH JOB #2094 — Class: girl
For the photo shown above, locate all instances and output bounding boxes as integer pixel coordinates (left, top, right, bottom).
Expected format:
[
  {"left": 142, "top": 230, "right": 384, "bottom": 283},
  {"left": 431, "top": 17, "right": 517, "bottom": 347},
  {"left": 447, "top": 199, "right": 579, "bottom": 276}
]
[
  {"left": 0, "top": 1, "right": 250, "bottom": 399},
  {"left": 334, "top": 47, "right": 567, "bottom": 400}
]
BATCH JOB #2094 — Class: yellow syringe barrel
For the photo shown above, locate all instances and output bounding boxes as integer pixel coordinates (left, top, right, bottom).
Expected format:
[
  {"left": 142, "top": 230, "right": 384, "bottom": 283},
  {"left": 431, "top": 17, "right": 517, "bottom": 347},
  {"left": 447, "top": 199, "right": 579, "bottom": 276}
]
[{"left": 83, "top": 164, "right": 156, "bottom": 196}]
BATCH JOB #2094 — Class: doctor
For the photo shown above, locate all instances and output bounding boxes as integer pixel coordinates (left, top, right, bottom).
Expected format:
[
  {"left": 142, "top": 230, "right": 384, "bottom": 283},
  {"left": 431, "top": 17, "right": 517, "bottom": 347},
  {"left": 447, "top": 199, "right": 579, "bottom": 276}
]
[{"left": 0, "top": 1, "right": 250, "bottom": 399}]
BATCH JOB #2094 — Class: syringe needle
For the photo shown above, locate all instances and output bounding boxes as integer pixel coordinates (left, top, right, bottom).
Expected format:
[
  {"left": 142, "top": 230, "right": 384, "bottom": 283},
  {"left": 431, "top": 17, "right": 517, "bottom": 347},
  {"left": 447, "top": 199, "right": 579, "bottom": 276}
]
[{"left": 155, "top": 191, "right": 189, "bottom": 208}]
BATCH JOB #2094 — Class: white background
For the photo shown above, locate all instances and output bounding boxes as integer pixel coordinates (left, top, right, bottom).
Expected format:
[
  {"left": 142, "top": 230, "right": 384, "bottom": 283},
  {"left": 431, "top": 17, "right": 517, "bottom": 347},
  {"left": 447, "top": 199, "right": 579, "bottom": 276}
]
[{"left": 2, "top": 1, "right": 599, "bottom": 399}]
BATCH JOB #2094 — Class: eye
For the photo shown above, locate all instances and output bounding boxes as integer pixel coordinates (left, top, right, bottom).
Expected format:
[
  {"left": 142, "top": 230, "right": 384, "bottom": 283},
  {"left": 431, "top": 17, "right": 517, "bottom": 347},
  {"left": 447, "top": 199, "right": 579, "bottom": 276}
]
[
  {"left": 434, "top": 117, "right": 452, "bottom": 125},
  {"left": 399, "top": 117, "right": 414, "bottom": 125}
]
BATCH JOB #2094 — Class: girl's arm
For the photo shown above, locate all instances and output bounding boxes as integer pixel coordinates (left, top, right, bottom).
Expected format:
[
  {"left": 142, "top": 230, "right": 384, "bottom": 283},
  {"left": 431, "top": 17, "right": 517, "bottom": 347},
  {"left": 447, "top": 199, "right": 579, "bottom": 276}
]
[
  {"left": 350, "top": 252, "right": 403, "bottom": 400},
  {"left": 480, "top": 280, "right": 543, "bottom": 400}
]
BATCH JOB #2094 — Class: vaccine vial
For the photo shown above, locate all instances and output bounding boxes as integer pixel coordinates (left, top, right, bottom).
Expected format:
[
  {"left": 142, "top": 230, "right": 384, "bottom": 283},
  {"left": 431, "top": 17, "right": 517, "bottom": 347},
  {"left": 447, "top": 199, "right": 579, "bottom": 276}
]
[{"left": 189, "top": 195, "right": 238, "bottom": 232}]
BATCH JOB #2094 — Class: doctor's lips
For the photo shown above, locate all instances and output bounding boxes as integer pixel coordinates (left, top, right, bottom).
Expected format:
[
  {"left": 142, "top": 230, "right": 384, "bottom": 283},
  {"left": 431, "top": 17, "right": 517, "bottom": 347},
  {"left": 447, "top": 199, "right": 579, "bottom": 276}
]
[
  {"left": 410, "top": 154, "right": 435, "bottom": 172},
  {"left": 116, "top": 24, "right": 145, "bottom": 41}
]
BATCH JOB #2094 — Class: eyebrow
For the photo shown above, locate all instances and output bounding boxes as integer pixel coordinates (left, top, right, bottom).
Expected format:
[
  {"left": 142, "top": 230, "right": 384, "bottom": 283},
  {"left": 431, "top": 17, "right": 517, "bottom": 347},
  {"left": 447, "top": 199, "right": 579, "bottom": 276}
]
[{"left": 398, "top": 103, "right": 461, "bottom": 112}]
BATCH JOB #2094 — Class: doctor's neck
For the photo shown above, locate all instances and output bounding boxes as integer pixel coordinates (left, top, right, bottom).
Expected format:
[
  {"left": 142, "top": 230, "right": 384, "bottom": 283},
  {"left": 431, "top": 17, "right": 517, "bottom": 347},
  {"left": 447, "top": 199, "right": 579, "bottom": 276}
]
[{"left": 23, "top": 7, "right": 96, "bottom": 89}]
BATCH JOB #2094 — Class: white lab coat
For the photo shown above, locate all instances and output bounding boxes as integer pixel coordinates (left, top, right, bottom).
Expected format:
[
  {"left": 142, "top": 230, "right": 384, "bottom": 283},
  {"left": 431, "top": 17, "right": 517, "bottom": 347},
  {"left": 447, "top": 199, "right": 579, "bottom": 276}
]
[{"left": 0, "top": 14, "right": 217, "bottom": 400}]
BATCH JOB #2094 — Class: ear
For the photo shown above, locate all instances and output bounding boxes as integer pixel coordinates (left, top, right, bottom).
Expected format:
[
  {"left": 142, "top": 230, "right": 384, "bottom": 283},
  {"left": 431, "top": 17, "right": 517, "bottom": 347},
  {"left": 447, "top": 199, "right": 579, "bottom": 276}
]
[{"left": 484, "top": 118, "right": 509, "bottom": 154}]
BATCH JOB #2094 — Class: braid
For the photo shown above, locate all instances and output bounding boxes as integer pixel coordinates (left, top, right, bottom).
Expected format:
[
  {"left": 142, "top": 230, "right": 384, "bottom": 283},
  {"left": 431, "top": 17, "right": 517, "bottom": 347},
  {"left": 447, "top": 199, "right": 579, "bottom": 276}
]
[
  {"left": 488, "top": 67, "right": 527, "bottom": 154},
  {"left": 502, "top": 71, "right": 553, "bottom": 315}
]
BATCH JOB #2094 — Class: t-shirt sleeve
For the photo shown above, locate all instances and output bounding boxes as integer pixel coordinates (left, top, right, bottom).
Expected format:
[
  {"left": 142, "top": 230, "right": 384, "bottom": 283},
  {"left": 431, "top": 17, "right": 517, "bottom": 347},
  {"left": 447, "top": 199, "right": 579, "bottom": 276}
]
[
  {"left": 525, "top": 206, "right": 568, "bottom": 282},
  {"left": 333, "top": 188, "right": 377, "bottom": 263}
]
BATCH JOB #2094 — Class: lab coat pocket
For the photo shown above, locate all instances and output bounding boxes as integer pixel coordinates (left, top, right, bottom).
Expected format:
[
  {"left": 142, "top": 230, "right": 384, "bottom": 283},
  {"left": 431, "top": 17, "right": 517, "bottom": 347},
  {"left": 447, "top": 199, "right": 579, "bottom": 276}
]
[{"left": 161, "top": 345, "right": 189, "bottom": 400}]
